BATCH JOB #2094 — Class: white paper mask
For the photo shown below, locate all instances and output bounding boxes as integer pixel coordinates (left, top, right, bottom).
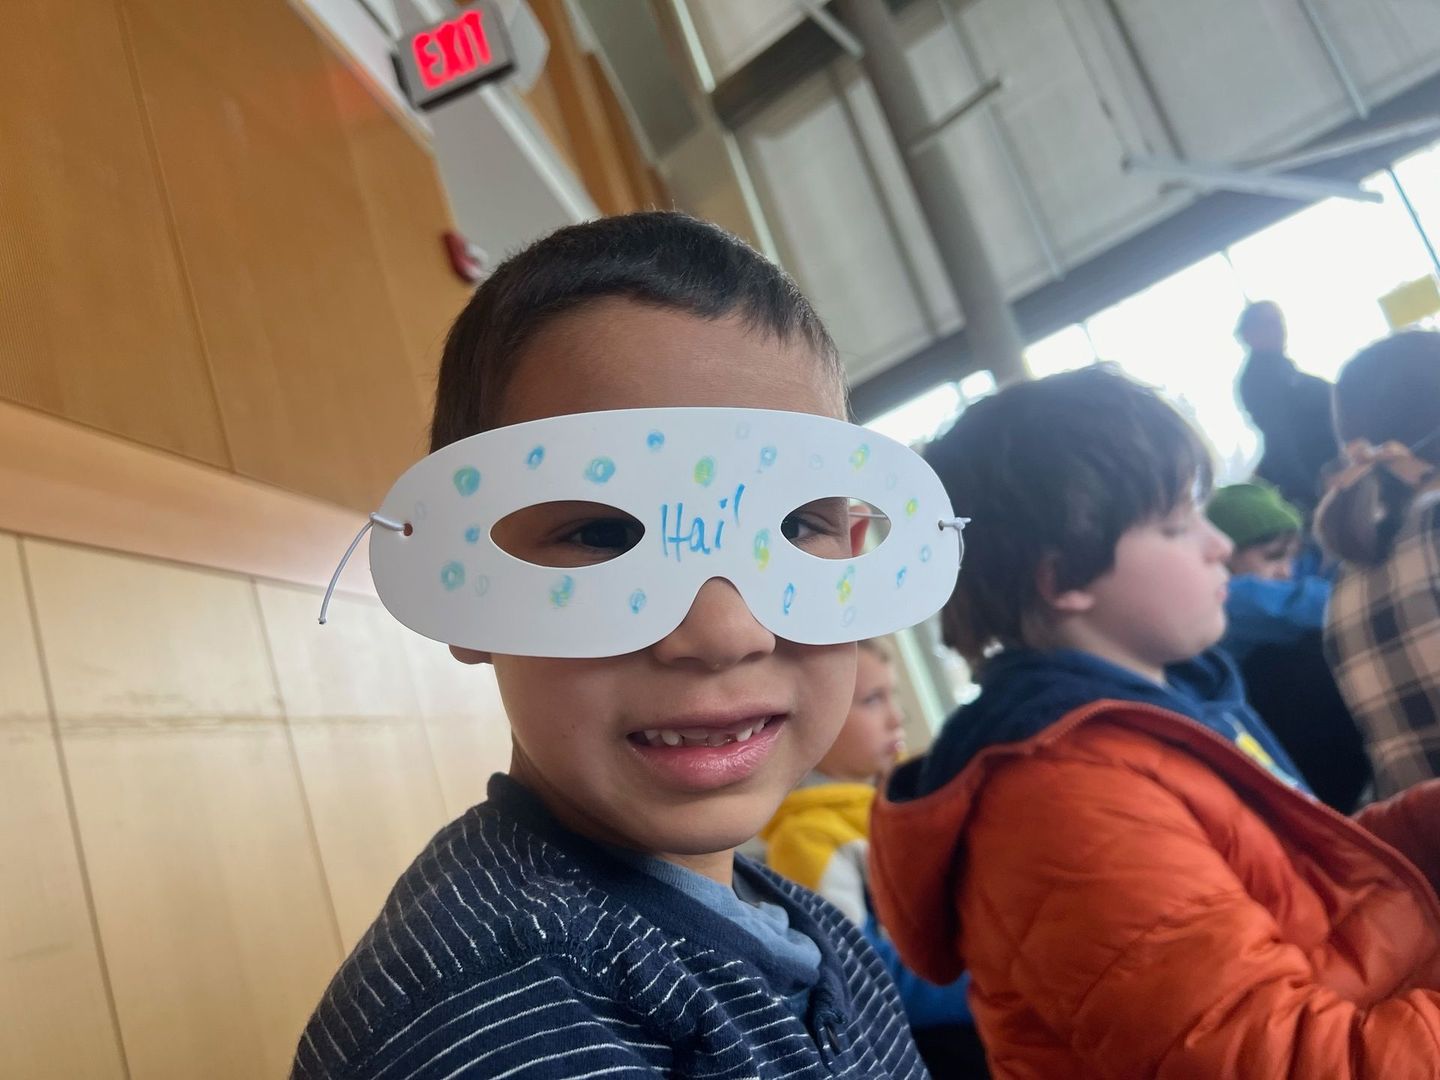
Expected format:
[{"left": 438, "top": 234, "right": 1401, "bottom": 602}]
[{"left": 354, "top": 407, "right": 962, "bottom": 657}]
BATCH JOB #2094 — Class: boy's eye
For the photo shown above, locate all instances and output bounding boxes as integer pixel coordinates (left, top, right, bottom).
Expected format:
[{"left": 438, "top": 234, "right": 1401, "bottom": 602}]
[
  {"left": 491, "top": 501, "right": 645, "bottom": 567},
  {"left": 1161, "top": 505, "right": 1201, "bottom": 537},
  {"left": 780, "top": 498, "right": 855, "bottom": 559},
  {"left": 780, "top": 514, "right": 824, "bottom": 542},
  {"left": 562, "top": 518, "right": 644, "bottom": 554}
]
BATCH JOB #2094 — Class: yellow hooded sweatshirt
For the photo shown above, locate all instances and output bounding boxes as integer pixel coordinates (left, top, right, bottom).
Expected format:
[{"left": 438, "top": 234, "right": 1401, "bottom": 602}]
[{"left": 760, "top": 778, "right": 875, "bottom": 926}]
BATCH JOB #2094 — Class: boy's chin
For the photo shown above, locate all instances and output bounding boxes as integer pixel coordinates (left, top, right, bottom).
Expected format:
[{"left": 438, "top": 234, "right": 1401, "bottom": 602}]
[{"left": 626, "top": 796, "right": 783, "bottom": 860}]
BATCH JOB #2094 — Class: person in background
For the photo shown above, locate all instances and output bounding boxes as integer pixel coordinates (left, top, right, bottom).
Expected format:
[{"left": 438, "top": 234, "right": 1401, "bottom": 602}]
[
  {"left": 1206, "top": 482, "right": 1370, "bottom": 811},
  {"left": 1322, "top": 330, "right": 1440, "bottom": 799},
  {"left": 763, "top": 640, "right": 986, "bottom": 1077},
  {"left": 869, "top": 365, "right": 1440, "bottom": 1078},
  {"left": 1236, "top": 301, "right": 1338, "bottom": 515},
  {"left": 1206, "top": 482, "right": 1327, "bottom": 660}
]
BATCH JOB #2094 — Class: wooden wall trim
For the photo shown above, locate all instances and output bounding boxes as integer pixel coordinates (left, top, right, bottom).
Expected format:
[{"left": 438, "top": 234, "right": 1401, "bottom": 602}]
[{"left": 0, "top": 400, "right": 374, "bottom": 599}]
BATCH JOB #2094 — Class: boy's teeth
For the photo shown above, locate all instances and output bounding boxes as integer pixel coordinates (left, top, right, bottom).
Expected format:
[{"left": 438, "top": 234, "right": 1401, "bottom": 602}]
[{"left": 639, "top": 718, "right": 775, "bottom": 748}]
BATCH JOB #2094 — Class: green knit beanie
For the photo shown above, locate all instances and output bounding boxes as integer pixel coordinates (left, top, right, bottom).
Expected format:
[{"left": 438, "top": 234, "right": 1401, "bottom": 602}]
[{"left": 1206, "top": 483, "right": 1303, "bottom": 549}]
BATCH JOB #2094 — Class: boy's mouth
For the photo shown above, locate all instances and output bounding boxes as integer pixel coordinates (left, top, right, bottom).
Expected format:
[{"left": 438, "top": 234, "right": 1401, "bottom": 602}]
[
  {"left": 628, "top": 715, "right": 779, "bottom": 748},
  {"left": 624, "top": 712, "right": 788, "bottom": 791}
]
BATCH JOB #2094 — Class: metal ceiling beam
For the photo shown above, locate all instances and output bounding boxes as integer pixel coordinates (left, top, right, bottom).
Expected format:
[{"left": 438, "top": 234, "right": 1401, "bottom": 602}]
[
  {"left": 937, "top": 0, "right": 1063, "bottom": 280},
  {"left": 825, "top": 63, "right": 941, "bottom": 335},
  {"left": 1125, "top": 155, "right": 1383, "bottom": 204},
  {"left": 1067, "top": 0, "right": 1184, "bottom": 159},
  {"left": 907, "top": 77, "right": 1002, "bottom": 156},
  {"left": 711, "top": 0, "right": 920, "bottom": 129},
  {"left": 836, "top": 0, "right": 1027, "bottom": 384},
  {"left": 1245, "top": 115, "right": 1440, "bottom": 174},
  {"left": 794, "top": 0, "right": 865, "bottom": 58},
  {"left": 1298, "top": 0, "right": 1369, "bottom": 120}
]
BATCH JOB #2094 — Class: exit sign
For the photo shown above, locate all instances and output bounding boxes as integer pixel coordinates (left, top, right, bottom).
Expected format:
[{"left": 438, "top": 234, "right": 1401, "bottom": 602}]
[{"left": 395, "top": 1, "right": 515, "bottom": 111}]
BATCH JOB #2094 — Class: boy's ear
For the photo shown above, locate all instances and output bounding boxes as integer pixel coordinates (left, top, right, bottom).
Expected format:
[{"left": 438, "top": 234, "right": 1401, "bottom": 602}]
[
  {"left": 1035, "top": 555, "right": 1095, "bottom": 615},
  {"left": 849, "top": 515, "right": 870, "bottom": 556},
  {"left": 449, "top": 645, "right": 494, "bottom": 666}
]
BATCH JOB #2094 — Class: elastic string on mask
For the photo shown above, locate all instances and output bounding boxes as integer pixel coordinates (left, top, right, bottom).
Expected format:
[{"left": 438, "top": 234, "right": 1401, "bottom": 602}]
[{"left": 318, "top": 513, "right": 407, "bottom": 626}]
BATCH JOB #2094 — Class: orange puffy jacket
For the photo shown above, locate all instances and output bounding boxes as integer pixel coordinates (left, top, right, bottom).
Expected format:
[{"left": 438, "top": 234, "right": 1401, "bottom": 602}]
[{"left": 870, "top": 700, "right": 1440, "bottom": 1078}]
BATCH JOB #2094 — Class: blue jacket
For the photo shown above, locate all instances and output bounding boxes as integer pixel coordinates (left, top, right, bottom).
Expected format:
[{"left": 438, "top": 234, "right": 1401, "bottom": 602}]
[
  {"left": 291, "top": 775, "right": 927, "bottom": 1079},
  {"left": 1221, "top": 574, "right": 1330, "bottom": 663}
]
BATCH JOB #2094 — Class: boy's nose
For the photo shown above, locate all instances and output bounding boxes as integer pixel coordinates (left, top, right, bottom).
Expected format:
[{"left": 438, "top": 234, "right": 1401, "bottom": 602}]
[
  {"left": 649, "top": 577, "right": 777, "bottom": 671},
  {"left": 1204, "top": 518, "right": 1235, "bottom": 562}
]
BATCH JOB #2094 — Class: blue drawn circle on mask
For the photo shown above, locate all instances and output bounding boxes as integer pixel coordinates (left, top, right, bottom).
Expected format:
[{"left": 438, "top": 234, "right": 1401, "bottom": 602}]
[
  {"left": 850, "top": 444, "right": 870, "bottom": 469},
  {"left": 629, "top": 589, "right": 647, "bottom": 614},
  {"left": 584, "top": 457, "right": 617, "bottom": 484},
  {"left": 841, "top": 606, "right": 857, "bottom": 627},
  {"left": 551, "top": 575, "right": 575, "bottom": 608},
  {"left": 474, "top": 575, "right": 490, "bottom": 597},
  {"left": 453, "top": 467, "right": 481, "bottom": 496},
  {"left": 464, "top": 526, "right": 481, "bottom": 544},
  {"left": 759, "top": 445, "right": 778, "bottom": 470},
  {"left": 782, "top": 583, "right": 796, "bottom": 615},
  {"left": 753, "top": 529, "right": 772, "bottom": 570},
  {"left": 896, "top": 565, "right": 908, "bottom": 588},
  {"left": 440, "top": 561, "right": 465, "bottom": 591},
  {"left": 646, "top": 431, "right": 665, "bottom": 451},
  {"left": 920, "top": 545, "right": 932, "bottom": 563},
  {"left": 526, "top": 446, "right": 545, "bottom": 469}
]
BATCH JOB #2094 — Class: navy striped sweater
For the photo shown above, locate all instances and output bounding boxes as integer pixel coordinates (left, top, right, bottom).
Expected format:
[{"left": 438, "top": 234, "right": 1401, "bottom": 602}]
[{"left": 292, "top": 775, "right": 927, "bottom": 1079}]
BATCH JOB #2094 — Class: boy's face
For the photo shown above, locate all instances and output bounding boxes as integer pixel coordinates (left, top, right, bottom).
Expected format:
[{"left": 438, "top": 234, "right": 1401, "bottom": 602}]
[
  {"left": 1227, "top": 533, "right": 1298, "bottom": 581},
  {"left": 817, "top": 647, "right": 905, "bottom": 784},
  {"left": 457, "top": 299, "right": 857, "bottom": 867},
  {"left": 1056, "top": 498, "right": 1234, "bottom": 679}
]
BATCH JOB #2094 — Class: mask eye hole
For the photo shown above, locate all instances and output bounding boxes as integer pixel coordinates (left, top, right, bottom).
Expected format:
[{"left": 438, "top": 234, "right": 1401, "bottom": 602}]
[
  {"left": 779, "top": 498, "right": 890, "bottom": 559},
  {"left": 491, "top": 502, "right": 645, "bottom": 568}
]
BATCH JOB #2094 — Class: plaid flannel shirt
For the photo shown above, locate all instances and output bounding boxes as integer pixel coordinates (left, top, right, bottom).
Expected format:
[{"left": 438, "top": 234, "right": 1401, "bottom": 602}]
[{"left": 1325, "top": 489, "right": 1440, "bottom": 798}]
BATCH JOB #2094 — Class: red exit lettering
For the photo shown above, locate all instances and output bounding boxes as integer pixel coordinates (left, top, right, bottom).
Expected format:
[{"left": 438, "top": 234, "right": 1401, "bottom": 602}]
[{"left": 411, "top": 10, "right": 493, "bottom": 91}]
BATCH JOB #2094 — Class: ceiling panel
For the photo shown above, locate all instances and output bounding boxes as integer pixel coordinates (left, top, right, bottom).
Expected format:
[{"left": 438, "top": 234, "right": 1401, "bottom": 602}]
[
  {"left": 1307, "top": 0, "right": 1440, "bottom": 103},
  {"left": 1112, "top": 0, "right": 1348, "bottom": 161},
  {"left": 740, "top": 71, "right": 936, "bottom": 381}
]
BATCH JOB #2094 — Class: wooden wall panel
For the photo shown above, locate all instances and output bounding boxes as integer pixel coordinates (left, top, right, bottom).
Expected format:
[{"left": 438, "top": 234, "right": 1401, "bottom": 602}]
[
  {"left": 324, "top": 49, "right": 472, "bottom": 420},
  {"left": 400, "top": 636, "right": 513, "bottom": 819},
  {"left": 122, "top": 0, "right": 429, "bottom": 511},
  {"left": 23, "top": 541, "right": 342, "bottom": 1080},
  {"left": 255, "top": 584, "right": 450, "bottom": 948},
  {"left": 0, "top": 2, "right": 229, "bottom": 467},
  {"left": 0, "top": 536, "right": 127, "bottom": 1080},
  {"left": 0, "top": 399, "right": 375, "bottom": 600}
]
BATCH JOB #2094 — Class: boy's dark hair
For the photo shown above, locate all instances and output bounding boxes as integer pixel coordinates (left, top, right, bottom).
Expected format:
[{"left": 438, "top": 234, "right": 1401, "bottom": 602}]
[
  {"left": 430, "top": 211, "right": 842, "bottom": 451},
  {"left": 927, "top": 365, "right": 1214, "bottom": 666}
]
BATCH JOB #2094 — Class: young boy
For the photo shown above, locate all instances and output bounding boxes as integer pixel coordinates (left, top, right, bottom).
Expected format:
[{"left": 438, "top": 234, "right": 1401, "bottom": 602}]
[
  {"left": 762, "top": 639, "right": 906, "bottom": 925},
  {"left": 291, "top": 213, "right": 939, "bottom": 1078},
  {"left": 1204, "top": 482, "right": 1328, "bottom": 663},
  {"left": 868, "top": 366, "right": 1440, "bottom": 1077},
  {"left": 762, "top": 641, "right": 980, "bottom": 1074},
  {"left": 1205, "top": 483, "right": 1369, "bottom": 811}
]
